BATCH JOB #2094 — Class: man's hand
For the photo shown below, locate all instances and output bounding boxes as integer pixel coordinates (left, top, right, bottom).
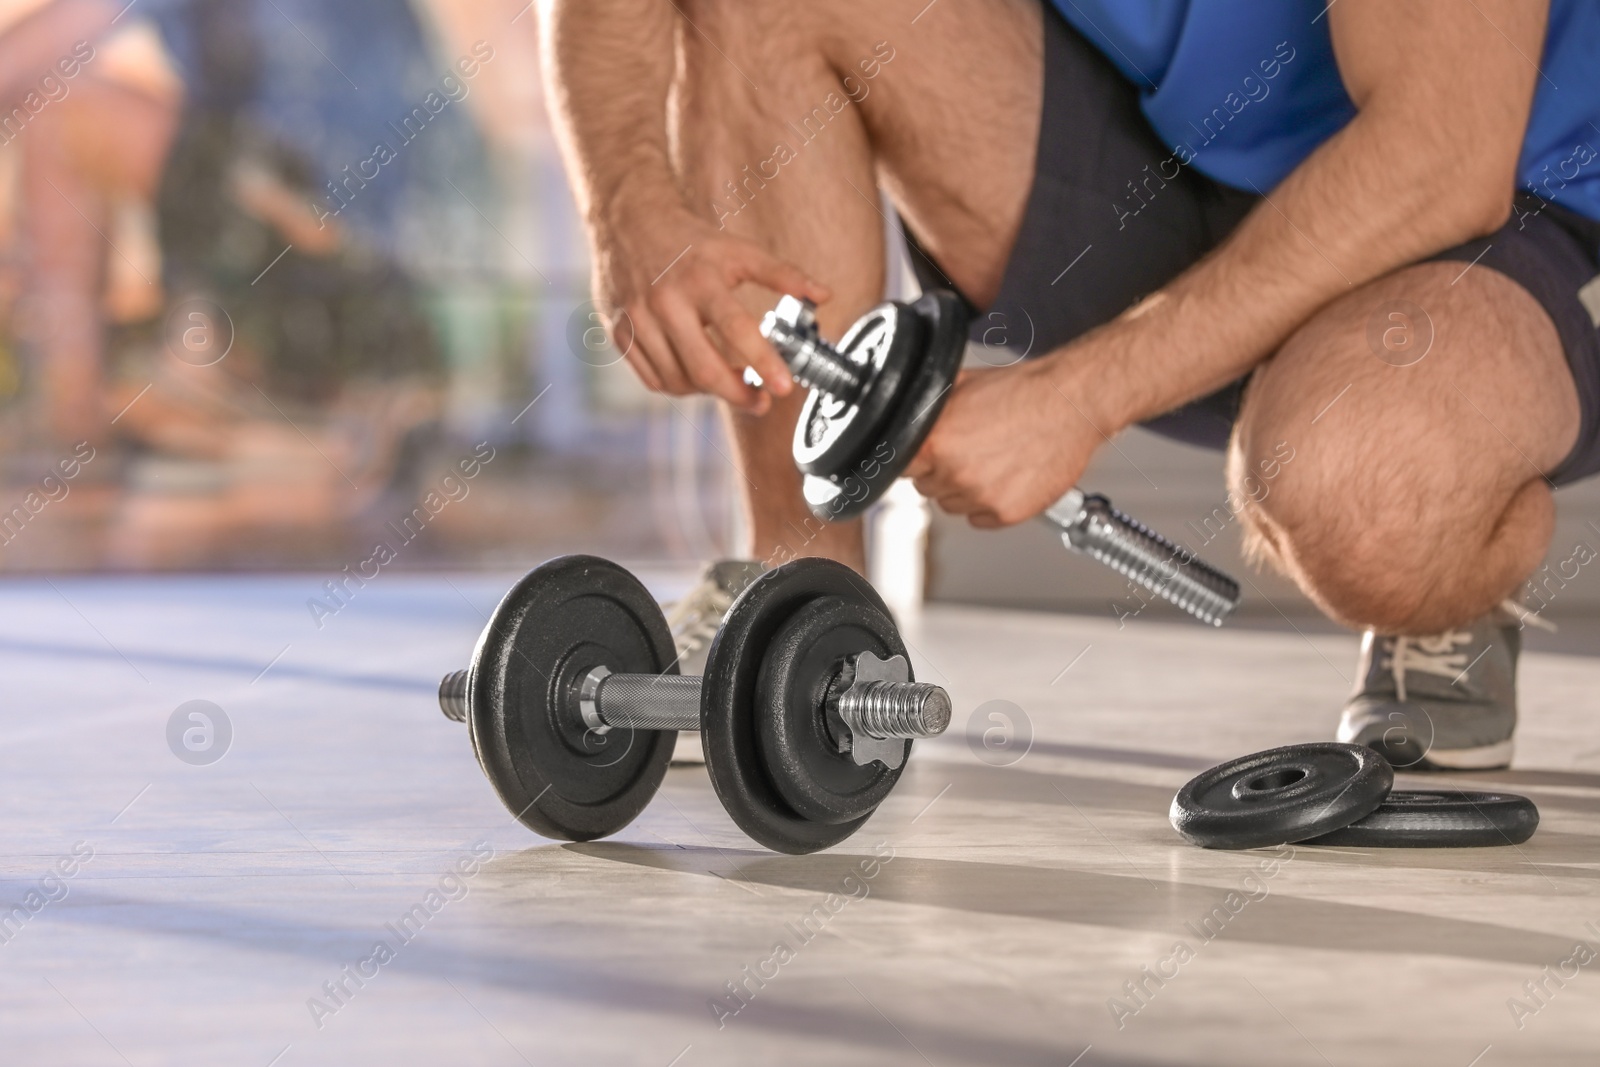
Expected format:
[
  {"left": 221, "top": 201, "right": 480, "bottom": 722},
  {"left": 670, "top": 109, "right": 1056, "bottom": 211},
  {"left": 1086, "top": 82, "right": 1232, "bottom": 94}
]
[
  {"left": 539, "top": 0, "right": 831, "bottom": 414},
  {"left": 593, "top": 204, "right": 830, "bottom": 414},
  {"left": 905, "top": 357, "right": 1104, "bottom": 527}
]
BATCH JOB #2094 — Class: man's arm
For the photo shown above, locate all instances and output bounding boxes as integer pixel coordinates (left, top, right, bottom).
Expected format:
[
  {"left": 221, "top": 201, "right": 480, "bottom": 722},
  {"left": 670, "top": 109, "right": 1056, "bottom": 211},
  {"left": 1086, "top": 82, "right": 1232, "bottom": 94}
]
[
  {"left": 537, "top": 0, "right": 678, "bottom": 237},
  {"left": 537, "top": 0, "right": 829, "bottom": 412},
  {"left": 911, "top": 0, "right": 1546, "bottom": 524}
]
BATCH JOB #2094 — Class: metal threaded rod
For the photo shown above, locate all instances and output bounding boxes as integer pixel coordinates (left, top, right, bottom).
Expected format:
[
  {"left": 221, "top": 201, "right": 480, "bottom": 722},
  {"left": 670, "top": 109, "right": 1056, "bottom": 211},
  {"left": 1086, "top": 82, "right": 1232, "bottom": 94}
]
[
  {"left": 1044, "top": 490, "right": 1241, "bottom": 627},
  {"left": 760, "top": 296, "right": 867, "bottom": 403},
  {"left": 437, "top": 661, "right": 952, "bottom": 740},
  {"left": 840, "top": 680, "right": 952, "bottom": 739}
]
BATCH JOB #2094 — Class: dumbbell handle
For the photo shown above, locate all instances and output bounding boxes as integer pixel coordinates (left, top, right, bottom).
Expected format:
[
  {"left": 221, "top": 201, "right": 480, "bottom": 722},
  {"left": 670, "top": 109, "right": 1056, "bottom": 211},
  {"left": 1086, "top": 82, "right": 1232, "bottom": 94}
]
[
  {"left": 580, "top": 669, "right": 701, "bottom": 731},
  {"left": 437, "top": 665, "right": 952, "bottom": 739},
  {"left": 760, "top": 296, "right": 867, "bottom": 403},
  {"left": 1043, "top": 489, "right": 1241, "bottom": 627}
]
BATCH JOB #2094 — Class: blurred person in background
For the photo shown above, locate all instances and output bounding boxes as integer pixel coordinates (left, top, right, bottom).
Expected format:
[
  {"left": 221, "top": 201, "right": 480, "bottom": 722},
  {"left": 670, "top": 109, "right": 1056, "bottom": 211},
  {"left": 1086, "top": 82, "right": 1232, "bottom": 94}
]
[
  {"left": 137, "top": 0, "right": 456, "bottom": 485},
  {"left": 0, "top": 0, "right": 497, "bottom": 551},
  {"left": 0, "top": 0, "right": 176, "bottom": 459}
]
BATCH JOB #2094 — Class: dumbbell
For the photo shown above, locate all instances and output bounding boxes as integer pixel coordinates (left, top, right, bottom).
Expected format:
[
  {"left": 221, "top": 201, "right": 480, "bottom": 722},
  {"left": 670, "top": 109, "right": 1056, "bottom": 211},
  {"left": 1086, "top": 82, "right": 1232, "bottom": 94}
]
[
  {"left": 438, "top": 554, "right": 950, "bottom": 854},
  {"left": 761, "top": 292, "right": 1241, "bottom": 626}
]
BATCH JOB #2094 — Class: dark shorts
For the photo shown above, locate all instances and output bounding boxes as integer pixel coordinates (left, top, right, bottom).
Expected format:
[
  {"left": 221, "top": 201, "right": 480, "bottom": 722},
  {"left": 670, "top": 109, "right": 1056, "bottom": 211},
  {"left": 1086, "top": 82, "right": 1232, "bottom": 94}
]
[{"left": 909, "top": 3, "right": 1600, "bottom": 486}]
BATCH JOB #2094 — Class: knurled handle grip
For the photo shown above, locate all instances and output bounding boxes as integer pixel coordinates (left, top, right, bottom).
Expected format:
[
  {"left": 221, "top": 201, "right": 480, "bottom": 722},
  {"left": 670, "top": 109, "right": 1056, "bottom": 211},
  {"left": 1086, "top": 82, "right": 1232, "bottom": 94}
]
[{"left": 590, "top": 673, "right": 702, "bottom": 731}]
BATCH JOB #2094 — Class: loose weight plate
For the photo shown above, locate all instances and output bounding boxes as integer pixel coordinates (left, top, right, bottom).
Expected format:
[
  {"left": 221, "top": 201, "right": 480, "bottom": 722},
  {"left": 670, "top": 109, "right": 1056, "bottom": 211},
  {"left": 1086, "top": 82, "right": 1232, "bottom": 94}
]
[
  {"left": 1306, "top": 790, "right": 1538, "bottom": 848},
  {"left": 1171, "top": 743, "right": 1393, "bottom": 850}
]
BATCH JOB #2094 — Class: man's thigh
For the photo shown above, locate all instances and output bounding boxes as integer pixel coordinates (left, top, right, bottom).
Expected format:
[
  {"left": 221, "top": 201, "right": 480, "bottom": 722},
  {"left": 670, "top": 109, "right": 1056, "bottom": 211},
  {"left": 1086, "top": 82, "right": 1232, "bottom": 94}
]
[
  {"left": 1233, "top": 259, "right": 1579, "bottom": 552},
  {"left": 677, "top": 0, "right": 1044, "bottom": 308},
  {"left": 899, "top": 1, "right": 1260, "bottom": 435},
  {"left": 1226, "top": 251, "right": 1596, "bottom": 632},
  {"left": 1236, "top": 200, "right": 1600, "bottom": 511}
]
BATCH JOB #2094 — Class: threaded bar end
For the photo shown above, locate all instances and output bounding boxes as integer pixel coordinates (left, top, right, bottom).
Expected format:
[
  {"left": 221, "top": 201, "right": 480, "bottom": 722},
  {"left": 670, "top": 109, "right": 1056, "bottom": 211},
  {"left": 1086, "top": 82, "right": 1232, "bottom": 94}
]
[
  {"left": 439, "top": 669, "right": 469, "bottom": 723},
  {"left": 1066, "top": 496, "right": 1240, "bottom": 626},
  {"left": 839, "top": 680, "right": 951, "bottom": 739},
  {"left": 762, "top": 318, "right": 866, "bottom": 403}
]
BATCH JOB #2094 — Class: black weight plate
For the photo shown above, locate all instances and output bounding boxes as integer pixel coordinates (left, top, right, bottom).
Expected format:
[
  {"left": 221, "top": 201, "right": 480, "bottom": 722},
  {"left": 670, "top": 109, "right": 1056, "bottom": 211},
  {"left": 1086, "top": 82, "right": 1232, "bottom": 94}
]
[
  {"left": 1170, "top": 743, "right": 1393, "bottom": 850},
  {"left": 804, "top": 289, "right": 969, "bottom": 523},
  {"left": 793, "top": 301, "right": 923, "bottom": 479},
  {"left": 1305, "top": 790, "right": 1538, "bottom": 848},
  {"left": 756, "top": 594, "right": 909, "bottom": 825},
  {"left": 468, "top": 555, "right": 677, "bottom": 842},
  {"left": 702, "top": 557, "right": 901, "bottom": 853}
]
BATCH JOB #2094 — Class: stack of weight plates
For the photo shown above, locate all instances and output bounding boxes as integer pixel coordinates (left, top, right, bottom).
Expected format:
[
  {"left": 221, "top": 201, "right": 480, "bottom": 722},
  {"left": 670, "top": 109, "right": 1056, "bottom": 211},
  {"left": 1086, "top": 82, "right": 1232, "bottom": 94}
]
[{"left": 1169, "top": 742, "right": 1539, "bottom": 849}]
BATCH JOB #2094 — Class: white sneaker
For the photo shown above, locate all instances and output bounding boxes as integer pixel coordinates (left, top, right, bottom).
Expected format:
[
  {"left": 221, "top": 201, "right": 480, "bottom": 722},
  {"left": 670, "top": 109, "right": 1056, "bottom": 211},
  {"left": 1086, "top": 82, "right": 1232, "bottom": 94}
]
[{"left": 664, "top": 560, "right": 766, "bottom": 764}]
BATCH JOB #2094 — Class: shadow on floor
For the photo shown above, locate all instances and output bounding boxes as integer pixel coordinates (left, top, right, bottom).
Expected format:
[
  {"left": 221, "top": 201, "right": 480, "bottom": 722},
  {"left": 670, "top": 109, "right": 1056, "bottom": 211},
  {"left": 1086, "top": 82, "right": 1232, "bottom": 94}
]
[{"left": 567, "top": 836, "right": 1597, "bottom": 969}]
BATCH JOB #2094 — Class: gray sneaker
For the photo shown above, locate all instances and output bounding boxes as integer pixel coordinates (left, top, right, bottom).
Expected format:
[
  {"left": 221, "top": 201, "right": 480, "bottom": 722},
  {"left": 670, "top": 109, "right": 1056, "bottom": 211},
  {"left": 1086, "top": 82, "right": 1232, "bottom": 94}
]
[
  {"left": 663, "top": 560, "right": 766, "bottom": 764},
  {"left": 1336, "top": 602, "right": 1550, "bottom": 770}
]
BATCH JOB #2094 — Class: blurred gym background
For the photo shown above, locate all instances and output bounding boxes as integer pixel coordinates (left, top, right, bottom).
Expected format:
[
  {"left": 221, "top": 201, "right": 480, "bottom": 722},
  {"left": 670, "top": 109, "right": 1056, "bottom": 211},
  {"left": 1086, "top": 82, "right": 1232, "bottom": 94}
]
[
  {"left": 0, "top": 0, "right": 740, "bottom": 572},
  {"left": 3, "top": 0, "right": 1598, "bottom": 625}
]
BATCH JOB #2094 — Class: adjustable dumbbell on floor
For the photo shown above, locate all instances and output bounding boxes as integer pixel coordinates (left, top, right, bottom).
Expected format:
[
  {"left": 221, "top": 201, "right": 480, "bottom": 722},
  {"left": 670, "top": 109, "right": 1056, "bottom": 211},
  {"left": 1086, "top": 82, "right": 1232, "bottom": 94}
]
[
  {"left": 438, "top": 554, "right": 950, "bottom": 854},
  {"left": 760, "top": 293, "right": 1242, "bottom": 626}
]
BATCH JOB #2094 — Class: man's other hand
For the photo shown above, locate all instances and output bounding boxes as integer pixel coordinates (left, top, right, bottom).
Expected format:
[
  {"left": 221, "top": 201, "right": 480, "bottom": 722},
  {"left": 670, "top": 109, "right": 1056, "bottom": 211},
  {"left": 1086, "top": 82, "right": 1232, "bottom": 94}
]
[{"left": 906, "top": 359, "right": 1104, "bottom": 527}]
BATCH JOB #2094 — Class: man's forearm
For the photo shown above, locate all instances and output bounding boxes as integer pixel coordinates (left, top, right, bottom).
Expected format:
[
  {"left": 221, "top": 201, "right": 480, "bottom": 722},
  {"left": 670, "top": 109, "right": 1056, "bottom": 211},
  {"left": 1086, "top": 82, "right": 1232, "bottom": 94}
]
[
  {"left": 538, "top": 0, "right": 683, "bottom": 229},
  {"left": 1061, "top": 103, "right": 1514, "bottom": 437},
  {"left": 1058, "top": 0, "right": 1547, "bottom": 437}
]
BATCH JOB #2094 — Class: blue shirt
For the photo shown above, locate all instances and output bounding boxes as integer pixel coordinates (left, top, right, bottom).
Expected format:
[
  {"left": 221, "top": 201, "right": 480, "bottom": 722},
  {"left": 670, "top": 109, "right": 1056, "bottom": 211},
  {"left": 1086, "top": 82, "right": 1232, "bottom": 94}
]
[{"left": 1053, "top": 0, "right": 1600, "bottom": 221}]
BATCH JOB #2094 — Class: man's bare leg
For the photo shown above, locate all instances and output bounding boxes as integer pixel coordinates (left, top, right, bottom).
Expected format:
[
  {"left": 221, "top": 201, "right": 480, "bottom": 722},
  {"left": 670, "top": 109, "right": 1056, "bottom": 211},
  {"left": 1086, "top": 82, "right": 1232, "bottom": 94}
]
[
  {"left": 1232, "top": 261, "right": 1579, "bottom": 634},
  {"left": 670, "top": 0, "right": 1043, "bottom": 570}
]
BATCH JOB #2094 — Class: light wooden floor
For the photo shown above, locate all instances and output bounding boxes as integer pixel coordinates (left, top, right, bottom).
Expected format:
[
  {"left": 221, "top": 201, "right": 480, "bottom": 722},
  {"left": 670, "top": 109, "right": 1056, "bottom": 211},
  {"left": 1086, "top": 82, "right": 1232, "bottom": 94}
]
[{"left": 3, "top": 572, "right": 1598, "bottom": 1066}]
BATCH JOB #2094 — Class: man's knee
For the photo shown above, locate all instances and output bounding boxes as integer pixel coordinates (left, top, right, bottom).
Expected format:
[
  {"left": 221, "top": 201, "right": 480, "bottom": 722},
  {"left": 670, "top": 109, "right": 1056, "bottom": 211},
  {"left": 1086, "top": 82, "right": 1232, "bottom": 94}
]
[
  {"left": 1230, "top": 359, "right": 1464, "bottom": 631},
  {"left": 1232, "top": 391, "right": 1556, "bottom": 632},
  {"left": 1234, "top": 434, "right": 1430, "bottom": 624}
]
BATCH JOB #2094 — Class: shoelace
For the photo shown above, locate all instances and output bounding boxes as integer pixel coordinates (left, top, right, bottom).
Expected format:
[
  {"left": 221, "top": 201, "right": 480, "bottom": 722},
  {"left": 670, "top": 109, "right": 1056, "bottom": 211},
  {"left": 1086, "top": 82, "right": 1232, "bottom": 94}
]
[
  {"left": 1380, "top": 631, "right": 1472, "bottom": 703},
  {"left": 1380, "top": 598, "right": 1556, "bottom": 702},
  {"left": 663, "top": 582, "right": 736, "bottom": 663}
]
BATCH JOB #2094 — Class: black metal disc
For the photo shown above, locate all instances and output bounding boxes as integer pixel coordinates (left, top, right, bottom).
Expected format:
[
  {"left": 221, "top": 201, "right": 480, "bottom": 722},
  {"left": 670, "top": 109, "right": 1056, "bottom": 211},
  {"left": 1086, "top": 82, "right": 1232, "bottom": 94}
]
[
  {"left": 793, "top": 301, "right": 922, "bottom": 478},
  {"left": 701, "top": 557, "right": 901, "bottom": 853},
  {"left": 756, "top": 594, "right": 909, "bottom": 825},
  {"left": 467, "top": 555, "right": 677, "bottom": 842},
  {"left": 1170, "top": 743, "right": 1393, "bottom": 850},
  {"left": 1305, "top": 790, "right": 1538, "bottom": 848},
  {"left": 802, "top": 289, "right": 969, "bottom": 523}
]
